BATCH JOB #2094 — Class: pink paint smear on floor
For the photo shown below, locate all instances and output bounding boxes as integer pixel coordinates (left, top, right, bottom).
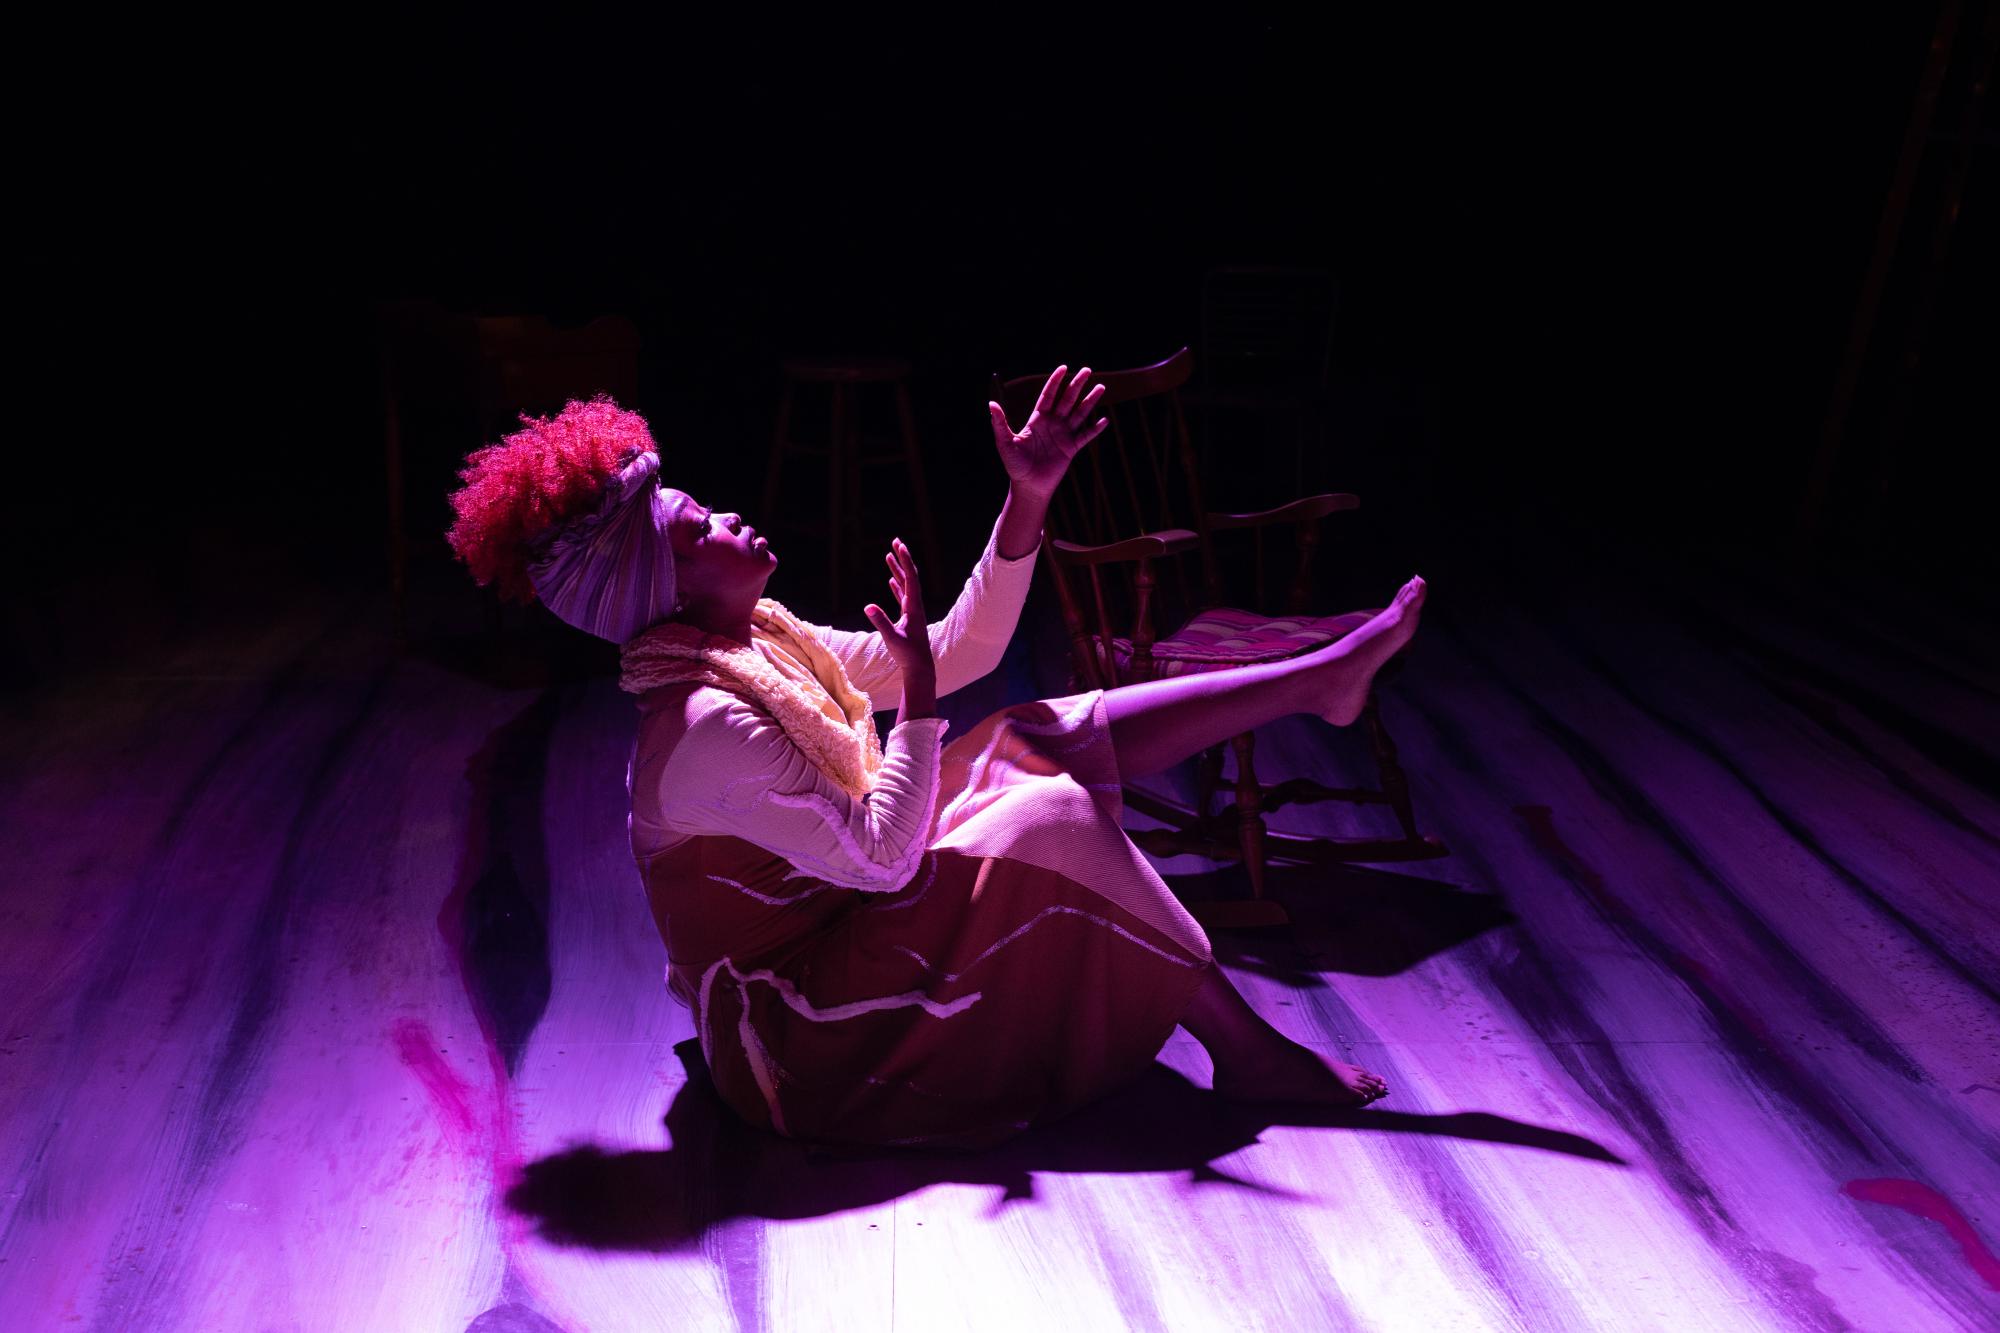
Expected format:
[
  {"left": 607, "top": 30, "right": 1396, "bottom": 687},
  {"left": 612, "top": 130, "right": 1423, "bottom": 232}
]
[
  {"left": 393, "top": 1018, "right": 481, "bottom": 1143},
  {"left": 1843, "top": 1178, "right": 2000, "bottom": 1291}
]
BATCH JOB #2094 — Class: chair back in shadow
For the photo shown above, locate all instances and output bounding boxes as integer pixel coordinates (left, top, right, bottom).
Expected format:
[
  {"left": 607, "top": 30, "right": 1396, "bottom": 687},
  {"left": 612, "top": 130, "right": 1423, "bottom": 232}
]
[
  {"left": 378, "top": 302, "right": 642, "bottom": 644},
  {"left": 1198, "top": 266, "right": 1336, "bottom": 395},
  {"left": 991, "top": 346, "right": 1446, "bottom": 928},
  {"left": 993, "top": 348, "right": 1222, "bottom": 684},
  {"left": 1191, "top": 266, "right": 1338, "bottom": 500},
  {"left": 993, "top": 346, "right": 1350, "bottom": 687},
  {"left": 470, "top": 314, "right": 641, "bottom": 439}
]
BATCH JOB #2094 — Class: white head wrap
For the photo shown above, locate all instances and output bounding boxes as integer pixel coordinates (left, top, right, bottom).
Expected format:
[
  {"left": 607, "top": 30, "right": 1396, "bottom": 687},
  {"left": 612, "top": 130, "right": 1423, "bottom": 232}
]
[{"left": 524, "top": 448, "right": 679, "bottom": 644}]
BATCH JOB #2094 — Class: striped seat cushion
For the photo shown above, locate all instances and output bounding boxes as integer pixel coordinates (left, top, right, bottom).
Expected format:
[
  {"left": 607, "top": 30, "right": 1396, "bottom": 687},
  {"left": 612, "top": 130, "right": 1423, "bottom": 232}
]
[{"left": 1091, "top": 606, "right": 1380, "bottom": 680}]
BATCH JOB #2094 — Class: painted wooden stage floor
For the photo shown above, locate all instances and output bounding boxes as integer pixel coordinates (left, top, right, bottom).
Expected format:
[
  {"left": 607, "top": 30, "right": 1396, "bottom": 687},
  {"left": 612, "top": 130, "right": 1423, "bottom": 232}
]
[{"left": 3, "top": 531, "right": 1996, "bottom": 1331}]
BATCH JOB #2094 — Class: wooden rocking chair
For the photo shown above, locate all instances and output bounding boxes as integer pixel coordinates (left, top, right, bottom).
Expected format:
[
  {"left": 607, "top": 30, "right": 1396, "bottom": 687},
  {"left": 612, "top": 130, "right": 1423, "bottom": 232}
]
[{"left": 992, "top": 347, "right": 1449, "bottom": 929}]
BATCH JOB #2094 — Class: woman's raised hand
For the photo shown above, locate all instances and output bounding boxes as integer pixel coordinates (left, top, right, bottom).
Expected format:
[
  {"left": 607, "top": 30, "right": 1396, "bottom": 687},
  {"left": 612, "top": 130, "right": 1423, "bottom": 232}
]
[
  {"left": 988, "top": 365, "right": 1110, "bottom": 499},
  {"left": 863, "top": 536, "right": 936, "bottom": 687}
]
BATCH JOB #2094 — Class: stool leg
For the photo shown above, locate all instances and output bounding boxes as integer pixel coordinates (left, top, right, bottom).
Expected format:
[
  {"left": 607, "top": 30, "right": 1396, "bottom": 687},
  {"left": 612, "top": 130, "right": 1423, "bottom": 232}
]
[
  {"left": 828, "top": 382, "right": 847, "bottom": 613},
  {"left": 1230, "top": 731, "right": 1269, "bottom": 902},
  {"left": 844, "top": 386, "right": 865, "bottom": 611},
  {"left": 1293, "top": 403, "right": 1305, "bottom": 498},
  {"left": 892, "top": 380, "right": 939, "bottom": 604},
  {"left": 764, "top": 381, "right": 794, "bottom": 523},
  {"left": 383, "top": 380, "right": 408, "bottom": 653}
]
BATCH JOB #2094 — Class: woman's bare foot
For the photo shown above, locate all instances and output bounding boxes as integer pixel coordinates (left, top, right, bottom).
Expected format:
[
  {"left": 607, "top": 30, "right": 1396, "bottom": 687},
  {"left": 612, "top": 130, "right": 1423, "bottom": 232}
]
[
  {"left": 1212, "top": 1040, "right": 1390, "bottom": 1110},
  {"left": 1317, "top": 575, "right": 1428, "bottom": 727}
]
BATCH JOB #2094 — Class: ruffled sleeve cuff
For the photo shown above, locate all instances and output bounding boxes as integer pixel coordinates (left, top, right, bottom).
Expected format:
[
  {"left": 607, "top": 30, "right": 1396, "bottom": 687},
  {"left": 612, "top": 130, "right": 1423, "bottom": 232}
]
[{"left": 886, "top": 715, "right": 952, "bottom": 747}]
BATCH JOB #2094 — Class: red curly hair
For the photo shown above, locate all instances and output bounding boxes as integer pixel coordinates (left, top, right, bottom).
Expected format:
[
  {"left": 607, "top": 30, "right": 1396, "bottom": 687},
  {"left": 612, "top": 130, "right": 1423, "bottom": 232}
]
[{"left": 446, "top": 396, "right": 659, "bottom": 604}]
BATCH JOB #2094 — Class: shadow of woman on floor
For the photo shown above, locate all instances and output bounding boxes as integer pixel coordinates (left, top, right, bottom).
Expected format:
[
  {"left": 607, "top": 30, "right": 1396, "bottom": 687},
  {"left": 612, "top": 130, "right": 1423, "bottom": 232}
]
[{"left": 504, "top": 1036, "right": 1625, "bottom": 1252}]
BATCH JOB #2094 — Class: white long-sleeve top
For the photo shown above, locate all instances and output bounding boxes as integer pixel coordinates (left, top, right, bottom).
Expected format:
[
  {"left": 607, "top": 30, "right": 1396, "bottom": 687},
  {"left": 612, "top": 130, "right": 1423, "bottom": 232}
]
[
  {"left": 629, "top": 511, "right": 1040, "bottom": 891},
  {"left": 803, "top": 513, "right": 1040, "bottom": 713}
]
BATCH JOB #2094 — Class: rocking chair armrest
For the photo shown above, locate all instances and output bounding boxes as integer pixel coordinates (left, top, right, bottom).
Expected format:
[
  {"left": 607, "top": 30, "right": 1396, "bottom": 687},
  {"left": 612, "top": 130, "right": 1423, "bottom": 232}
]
[
  {"left": 1048, "top": 529, "right": 1202, "bottom": 566},
  {"left": 1203, "top": 492, "right": 1361, "bottom": 532}
]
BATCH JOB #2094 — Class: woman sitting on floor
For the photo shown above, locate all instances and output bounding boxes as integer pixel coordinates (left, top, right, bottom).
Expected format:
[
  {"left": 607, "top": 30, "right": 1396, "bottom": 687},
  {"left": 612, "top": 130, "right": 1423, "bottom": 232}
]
[{"left": 445, "top": 367, "right": 1426, "bottom": 1151}]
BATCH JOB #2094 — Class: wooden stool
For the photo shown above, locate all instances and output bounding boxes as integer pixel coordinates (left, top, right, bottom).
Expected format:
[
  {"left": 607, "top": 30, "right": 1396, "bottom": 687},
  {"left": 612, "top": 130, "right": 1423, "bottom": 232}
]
[{"left": 763, "top": 355, "right": 939, "bottom": 614}]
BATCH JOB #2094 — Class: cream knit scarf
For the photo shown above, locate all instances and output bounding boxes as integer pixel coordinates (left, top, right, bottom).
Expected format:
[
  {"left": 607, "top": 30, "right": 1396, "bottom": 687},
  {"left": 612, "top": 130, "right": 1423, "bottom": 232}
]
[{"left": 618, "top": 598, "right": 884, "bottom": 800}]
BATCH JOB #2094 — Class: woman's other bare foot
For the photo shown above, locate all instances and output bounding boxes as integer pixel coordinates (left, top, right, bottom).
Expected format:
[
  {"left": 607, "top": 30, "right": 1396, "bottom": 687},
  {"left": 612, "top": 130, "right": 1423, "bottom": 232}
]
[
  {"left": 1317, "top": 575, "right": 1428, "bottom": 727},
  {"left": 1211, "top": 1040, "right": 1390, "bottom": 1110}
]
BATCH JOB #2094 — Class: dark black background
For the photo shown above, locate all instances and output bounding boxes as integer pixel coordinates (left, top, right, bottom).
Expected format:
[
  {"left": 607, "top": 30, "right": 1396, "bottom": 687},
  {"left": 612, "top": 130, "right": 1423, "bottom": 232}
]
[{"left": 13, "top": 6, "right": 1992, "bottom": 679}]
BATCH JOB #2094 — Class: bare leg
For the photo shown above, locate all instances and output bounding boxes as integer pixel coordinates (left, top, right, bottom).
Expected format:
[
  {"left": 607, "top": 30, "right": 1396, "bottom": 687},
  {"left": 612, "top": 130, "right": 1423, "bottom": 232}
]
[
  {"left": 1179, "top": 961, "right": 1389, "bottom": 1107},
  {"left": 1119, "top": 577, "right": 1427, "bottom": 1106},
  {"left": 1104, "top": 576, "right": 1427, "bottom": 781}
]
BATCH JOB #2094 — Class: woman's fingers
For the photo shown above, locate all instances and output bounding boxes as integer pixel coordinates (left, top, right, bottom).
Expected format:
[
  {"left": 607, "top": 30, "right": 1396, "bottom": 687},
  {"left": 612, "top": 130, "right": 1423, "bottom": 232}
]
[
  {"left": 893, "top": 538, "right": 925, "bottom": 621},
  {"left": 1056, "top": 367, "right": 1092, "bottom": 415},
  {"left": 885, "top": 545, "right": 917, "bottom": 624},
  {"left": 1071, "top": 381, "right": 1106, "bottom": 423},
  {"left": 1033, "top": 365, "right": 1068, "bottom": 416}
]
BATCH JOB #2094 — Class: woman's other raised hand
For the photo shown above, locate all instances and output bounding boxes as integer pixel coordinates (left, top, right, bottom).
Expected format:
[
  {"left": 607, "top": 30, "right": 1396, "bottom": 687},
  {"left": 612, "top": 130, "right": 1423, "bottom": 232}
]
[
  {"left": 988, "top": 365, "right": 1110, "bottom": 499},
  {"left": 863, "top": 537, "right": 937, "bottom": 720}
]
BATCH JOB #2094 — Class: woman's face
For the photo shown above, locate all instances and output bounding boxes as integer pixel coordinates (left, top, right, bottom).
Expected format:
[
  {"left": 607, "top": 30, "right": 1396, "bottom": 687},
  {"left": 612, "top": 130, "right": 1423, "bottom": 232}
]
[{"left": 661, "top": 487, "right": 777, "bottom": 609}]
